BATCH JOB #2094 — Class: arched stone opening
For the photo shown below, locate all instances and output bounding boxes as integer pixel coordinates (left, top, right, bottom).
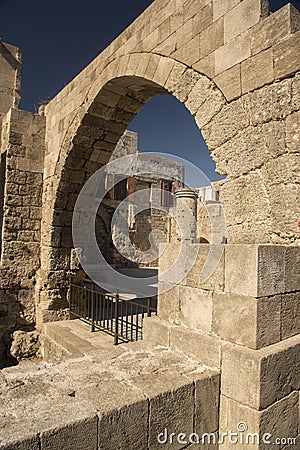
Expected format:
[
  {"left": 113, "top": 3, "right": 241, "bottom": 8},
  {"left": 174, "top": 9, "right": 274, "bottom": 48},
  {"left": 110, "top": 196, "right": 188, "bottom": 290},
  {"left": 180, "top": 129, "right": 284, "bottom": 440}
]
[{"left": 38, "top": 58, "right": 234, "bottom": 322}]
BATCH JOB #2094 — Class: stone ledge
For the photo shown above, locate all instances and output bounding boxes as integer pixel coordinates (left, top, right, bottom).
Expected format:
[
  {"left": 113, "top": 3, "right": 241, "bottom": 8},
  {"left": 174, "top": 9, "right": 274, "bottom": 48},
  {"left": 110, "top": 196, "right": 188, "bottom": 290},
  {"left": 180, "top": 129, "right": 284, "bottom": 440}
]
[{"left": 0, "top": 327, "right": 220, "bottom": 450}]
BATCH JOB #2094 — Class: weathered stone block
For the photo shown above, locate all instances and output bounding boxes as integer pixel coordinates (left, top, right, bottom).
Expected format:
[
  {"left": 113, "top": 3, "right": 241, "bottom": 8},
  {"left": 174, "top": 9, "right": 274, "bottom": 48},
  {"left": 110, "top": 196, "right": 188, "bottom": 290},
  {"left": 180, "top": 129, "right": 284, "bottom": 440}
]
[
  {"left": 158, "top": 282, "right": 180, "bottom": 322},
  {"left": 220, "top": 392, "right": 298, "bottom": 449},
  {"left": 194, "top": 371, "right": 220, "bottom": 435},
  {"left": 172, "top": 35, "right": 200, "bottom": 66},
  {"left": 185, "top": 76, "right": 213, "bottom": 115},
  {"left": 98, "top": 400, "right": 148, "bottom": 450},
  {"left": 251, "top": 4, "right": 300, "bottom": 55},
  {"left": 0, "top": 436, "right": 40, "bottom": 450},
  {"left": 143, "top": 316, "right": 170, "bottom": 346},
  {"left": 152, "top": 57, "right": 175, "bottom": 87},
  {"left": 214, "top": 63, "right": 241, "bottom": 101},
  {"left": 195, "top": 87, "right": 225, "bottom": 128},
  {"left": 215, "top": 30, "right": 251, "bottom": 75},
  {"left": 224, "top": 0, "right": 268, "bottom": 43},
  {"left": 148, "top": 378, "right": 194, "bottom": 450},
  {"left": 178, "top": 286, "right": 213, "bottom": 332},
  {"left": 182, "top": 244, "right": 225, "bottom": 292},
  {"left": 213, "top": 121, "right": 285, "bottom": 177},
  {"left": 200, "top": 18, "right": 224, "bottom": 59},
  {"left": 274, "top": 31, "right": 300, "bottom": 80},
  {"left": 241, "top": 48, "right": 274, "bottom": 93},
  {"left": 243, "top": 78, "right": 292, "bottom": 125},
  {"left": 183, "top": 0, "right": 212, "bottom": 22},
  {"left": 286, "top": 111, "right": 300, "bottom": 153},
  {"left": 261, "top": 168, "right": 300, "bottom": 238},
  {"left": 170, "top": 325, "right": 222, "bottom": 368},
  {"left": 225, "top": 245, "right": 288, "bottom": 298},
  {"left": 192, "top": 3, "right": 213, "bottom": 36},
  {"left": 40, "top": 417, "right": 98, "bottom": 450},
  {"left": 212, "top": 292, "right": 281, "bottom": 349},
  {"left": 202, "top": 99, "right": 248, "bottom": 148},
  {"left": 193, "top": 52, "right": 215, "bottom": 78},
  {"left": 170, "top": 68, "right": 200, "bottom": 103},
  {"left": 284, "top": 246, "right": 300, "bottom": 293},
  {"left": 292, "top": 73, "right": 300, "bottom": 110},
  {"left": 221, "top": 335, "right": 300, "bottom": 409},
  {"left": 213, "top": 0, "right": 240, "bottom": 22},
  {"left": 281, "top": 292, "right": 300, "bottom": 340}
]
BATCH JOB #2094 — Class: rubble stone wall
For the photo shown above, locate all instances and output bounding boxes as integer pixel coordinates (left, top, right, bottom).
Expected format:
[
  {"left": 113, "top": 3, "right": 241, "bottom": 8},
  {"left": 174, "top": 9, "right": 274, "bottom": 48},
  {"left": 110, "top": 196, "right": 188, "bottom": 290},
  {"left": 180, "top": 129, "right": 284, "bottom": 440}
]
[{"left": 0, "top": 109, "right": 45, "bottom": 357}]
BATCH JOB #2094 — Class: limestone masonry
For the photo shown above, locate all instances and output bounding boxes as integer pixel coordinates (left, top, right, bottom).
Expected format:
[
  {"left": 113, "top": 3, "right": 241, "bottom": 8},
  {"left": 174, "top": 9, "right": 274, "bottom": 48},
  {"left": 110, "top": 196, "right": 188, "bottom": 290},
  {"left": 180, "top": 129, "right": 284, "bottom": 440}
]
[{"left": 0, "top": 0, "right": 299, "bottom": 448}]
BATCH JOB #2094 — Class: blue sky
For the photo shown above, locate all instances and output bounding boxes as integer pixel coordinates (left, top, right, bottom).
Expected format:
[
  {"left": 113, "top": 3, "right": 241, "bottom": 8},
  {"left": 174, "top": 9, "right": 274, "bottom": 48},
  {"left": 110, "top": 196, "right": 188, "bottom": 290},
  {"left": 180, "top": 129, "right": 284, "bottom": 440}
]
[{"left": 0, "top": 0, "right": 298, "bottom": 182}]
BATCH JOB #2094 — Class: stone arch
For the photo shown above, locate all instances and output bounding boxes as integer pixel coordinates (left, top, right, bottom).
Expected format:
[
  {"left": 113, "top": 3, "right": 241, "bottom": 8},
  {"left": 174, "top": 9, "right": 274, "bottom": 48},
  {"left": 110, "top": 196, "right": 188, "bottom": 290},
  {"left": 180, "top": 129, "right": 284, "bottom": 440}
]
[
  {"left": 39, "top": 55, "right": 232, "bottom": 316},
  {"left": 36, "top": 0, "right": 300, "bottom": 323}
]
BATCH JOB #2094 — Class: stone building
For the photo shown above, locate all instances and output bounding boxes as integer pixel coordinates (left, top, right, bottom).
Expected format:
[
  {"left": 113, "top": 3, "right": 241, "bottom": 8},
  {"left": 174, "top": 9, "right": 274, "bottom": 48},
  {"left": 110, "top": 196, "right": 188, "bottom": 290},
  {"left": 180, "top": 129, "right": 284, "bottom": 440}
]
[
  {"left": 96, "top": 130, "right": 184, "bottom": 269},
  {"left": 0, "top": 0, "right": 299, "bottom": 448}
]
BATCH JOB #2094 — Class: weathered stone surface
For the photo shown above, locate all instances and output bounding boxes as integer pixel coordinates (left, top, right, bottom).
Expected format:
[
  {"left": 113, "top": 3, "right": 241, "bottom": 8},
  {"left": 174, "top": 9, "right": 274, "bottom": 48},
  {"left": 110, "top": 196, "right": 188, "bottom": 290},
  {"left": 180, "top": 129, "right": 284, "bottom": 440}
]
[
  {"left": 178, "top": 286, "right": 213, "bottom": 332},
  {"left": 98, "top": 401, "right": 148, "bottom": 450},
  {"left": 193, "top": 52, "right": 215, "bottom": 78},
  {"left": 292, "top": 73, "right": 300, "bottom": 109},
  {"left": 220, "top": 392, "right": 298, "bottom": 448},
  {"left": 40, "top": 417, "right": 98, "bottom": 450},
  {"left": 195, "top": 87, "right": 225, "bottom": 128},
  {"left": 222, "top": 335, "right": 300, "bottom": 409},
  {"left": 202, "top": 99, "right": 249, "bottom": 148},
  {"left": 158, "top": 282, "right": 180, "bottom": 323},
  {"left": 0, "top": 436, "right": 40, "bottom": 450},
  {"left": 214, "top": 63, "right": 241, "bottom": 101},
  {"left": 194, "top": 371, "right": 220, "bottom": 435},
  {"left": 192, "top": 2, "right": 213, "bottom": 35},
  {"left": 251, "top": 4, "right": 300, "bottom": 55},
  {"left": 218, "top": 173, "right": 272, "bottom": 244},
  {"left": 261, "top": 156, "right": 300, "bottom": 240},
  {"left": 224, "top": 245, "right": 295, "bottom": 298},
  {"left": 274, "top": 31, "right": 300, "bottom": 79},
  {"left": 172, "top": 68, "right": 201, "bottom": 103},
  {"left": 185, "top": 76, "right": 213, "bottom": 116},
  {"left": 241, "top": 48, "right": 274, "bottom": 93},
  {"left": 224, "top": 0, "right": 268, "bottom": 43},
  {"left": 10, "top": 330, "right": 40, "bottom": 360},
  {"left": 182, "top": 244, "right": 225, "bottom": 292},
  {"left": 286, "top": 110, "right": 300, "bottom": 153},
  {"left": 212, "top": 121, "right": 285, "bottom": 177},
  {"left": 148, "top": 379, "right": 194, "bottom": 450},
  {"left": 215, "top": 30, "right": 251, "bottom": 75},
  {"left": 281, "top": 292, "right": 300, "bottom": 340},
  {"left": 173, "top": 35, "right": 200, "bottom": 67},
  {"left": 200, "top": 18, "right": 224, "bottom": 59},
  {"left": 212, "top": 292, "right": 281, "bottom": 349},
  {"left": 170, "top": 326, "right": 222, "bottom": 368},
  {"left": 213, "top": 0, "right": 240, "bottom": 22},
  {"left": 243, "top": 78, "right": 292, "bottom": 125},
  {"left": 143, "top": 316, "right": 170, "bottom": 346}
]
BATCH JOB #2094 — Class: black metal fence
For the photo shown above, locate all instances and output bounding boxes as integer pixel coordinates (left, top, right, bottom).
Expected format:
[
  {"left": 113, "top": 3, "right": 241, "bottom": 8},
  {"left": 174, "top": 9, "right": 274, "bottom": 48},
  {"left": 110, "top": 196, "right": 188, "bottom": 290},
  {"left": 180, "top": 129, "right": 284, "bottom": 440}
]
[{"left": 69, "top": 282, "right": 157, "bottom": 345}]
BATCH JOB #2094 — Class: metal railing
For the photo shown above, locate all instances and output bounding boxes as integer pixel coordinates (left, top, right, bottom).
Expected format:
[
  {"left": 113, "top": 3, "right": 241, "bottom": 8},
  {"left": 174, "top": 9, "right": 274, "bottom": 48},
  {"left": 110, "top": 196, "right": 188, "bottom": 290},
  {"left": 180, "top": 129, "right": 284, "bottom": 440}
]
[{"left": 69, "top": 282, "right": 157, "bottom": 345}]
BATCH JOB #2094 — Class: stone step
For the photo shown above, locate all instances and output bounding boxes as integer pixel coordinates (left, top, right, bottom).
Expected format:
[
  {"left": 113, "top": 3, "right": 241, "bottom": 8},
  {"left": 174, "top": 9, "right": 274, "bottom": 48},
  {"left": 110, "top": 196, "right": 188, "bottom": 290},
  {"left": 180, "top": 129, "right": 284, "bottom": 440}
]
[{"left": 42, "top": 319, "right": 120, "bottom": 360}]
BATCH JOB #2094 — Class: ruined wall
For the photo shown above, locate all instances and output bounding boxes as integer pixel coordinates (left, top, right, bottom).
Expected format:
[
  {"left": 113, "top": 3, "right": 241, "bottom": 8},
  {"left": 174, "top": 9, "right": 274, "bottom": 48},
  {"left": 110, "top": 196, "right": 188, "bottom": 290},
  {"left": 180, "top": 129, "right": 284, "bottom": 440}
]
[
  {"left": 0, "top": 40, "right": 21, "bottom": 140},
  {"left": 0, "top": 109, "right": 45, "bottom": 357}
]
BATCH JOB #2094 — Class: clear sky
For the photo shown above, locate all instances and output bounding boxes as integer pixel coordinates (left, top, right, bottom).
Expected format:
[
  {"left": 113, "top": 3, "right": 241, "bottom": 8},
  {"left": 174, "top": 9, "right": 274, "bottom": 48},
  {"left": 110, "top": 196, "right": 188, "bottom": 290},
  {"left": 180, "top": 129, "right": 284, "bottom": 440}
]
[{"left": 0, "top": 0, "right": 298, "bottom": 183}]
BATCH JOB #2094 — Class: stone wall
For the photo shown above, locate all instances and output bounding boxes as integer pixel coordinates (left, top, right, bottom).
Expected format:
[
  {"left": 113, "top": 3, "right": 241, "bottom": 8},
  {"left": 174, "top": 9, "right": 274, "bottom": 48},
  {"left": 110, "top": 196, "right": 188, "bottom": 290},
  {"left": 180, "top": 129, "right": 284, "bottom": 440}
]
[
  {"left": 0, "top": 0, "right": 299, "bottom": 444},
  {"left": 144, "top": 241, "right": 300, "bottom": 447},
  {"left": 0, "top": 40, "right": 21, "bottom": 141},
  {"left": 0, "top": 108, "right": 45, "bottom": 358}
]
